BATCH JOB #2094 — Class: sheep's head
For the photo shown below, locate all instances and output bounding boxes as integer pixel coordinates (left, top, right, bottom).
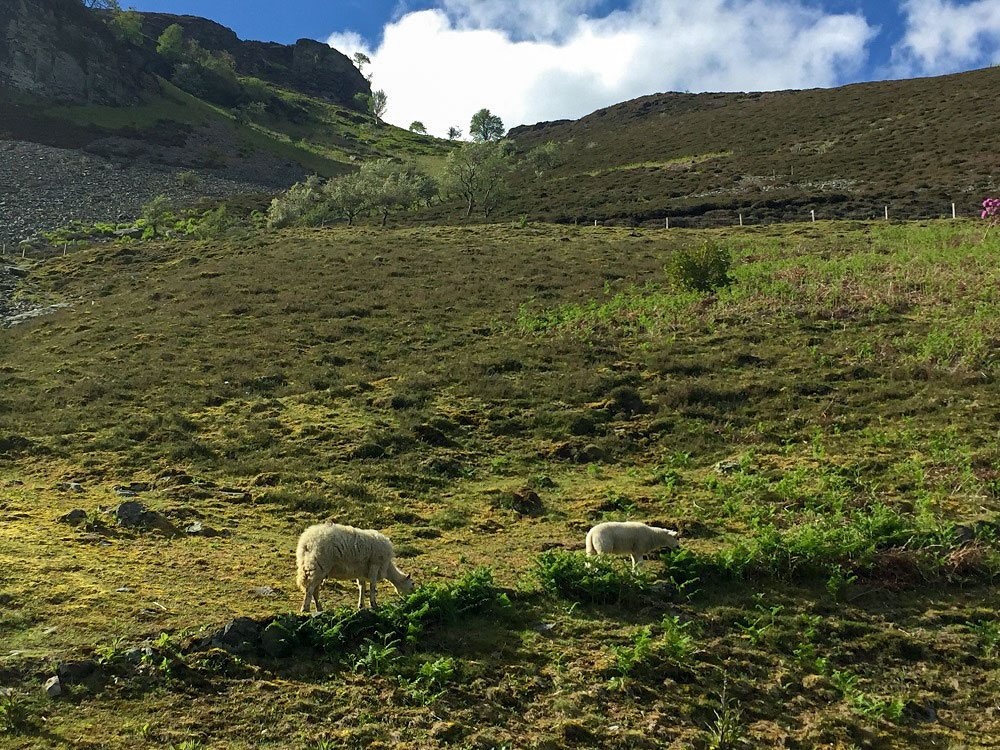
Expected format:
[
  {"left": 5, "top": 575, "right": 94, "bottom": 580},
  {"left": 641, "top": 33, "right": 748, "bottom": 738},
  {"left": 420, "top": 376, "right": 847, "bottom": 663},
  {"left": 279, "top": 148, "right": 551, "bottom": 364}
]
[
  {"left": 395, "top": 574, "right": 415, "bottom": 595},
  {"left": 659, "top": 529, "right": 681, "bottom": 550}
]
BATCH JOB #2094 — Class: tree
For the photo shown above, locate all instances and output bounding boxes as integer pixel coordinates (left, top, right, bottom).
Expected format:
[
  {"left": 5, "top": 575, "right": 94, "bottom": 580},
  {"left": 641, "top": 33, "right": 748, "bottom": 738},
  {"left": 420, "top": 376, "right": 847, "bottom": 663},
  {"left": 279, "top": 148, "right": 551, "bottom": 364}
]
[
  {"left": 469, "top": 108, "right": 505, "bottom": 142},
  {"left": 360, "top": 159, "right": 421, "bottom": 226},
  {"left": 443, "top": 141, "right": 512, "bottom": 217},
  {"left": 156, "top": 23, "right": 184, "bottom": 62},
  {"left": 266, "top": 175, "right": 326, "bottom": 229},
  {"left": 370, "top": 90, "right": 388, "bottom": 121},
  {"left": 352, "top": 52, "right": 371, "bottom": 73},
  {"left": 141, "top": 194, "right": 174, "bottom": 236},
  {"left": 524, "top": 140, "right": 562, "bottom": 177},
  {"left": 447, "top": 126, "right": 462, "bottom": 140},
  {"left": 323, "top": 173, "right": 369, "bottom": 226},
  {"left": 109, "top": 6, "right": 143, "bottom": 45},
  {"left": 409, "top": 121, "right": 427, "bottom": 134}
]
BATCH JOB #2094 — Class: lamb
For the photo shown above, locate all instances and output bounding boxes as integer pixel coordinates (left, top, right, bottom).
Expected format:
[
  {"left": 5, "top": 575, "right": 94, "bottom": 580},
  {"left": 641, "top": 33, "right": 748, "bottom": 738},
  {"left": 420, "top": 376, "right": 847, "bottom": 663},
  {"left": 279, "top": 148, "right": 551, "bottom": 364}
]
[
  {"left": 585, "top": 521, "right": 680, "bottom": 571},
  {"left": 296, "top": 523, "right": 415, "bottom": 612}
]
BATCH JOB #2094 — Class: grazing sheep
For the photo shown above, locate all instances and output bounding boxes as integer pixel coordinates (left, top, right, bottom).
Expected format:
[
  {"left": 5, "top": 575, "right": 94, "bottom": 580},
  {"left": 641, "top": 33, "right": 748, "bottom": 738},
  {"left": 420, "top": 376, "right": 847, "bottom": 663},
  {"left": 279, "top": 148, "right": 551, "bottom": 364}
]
[
  {"left": 296, "top": 523, "right": 414, "bottom": 612},
  {"left": 585, "top": 521, "right": 680, "bottom": 571}
]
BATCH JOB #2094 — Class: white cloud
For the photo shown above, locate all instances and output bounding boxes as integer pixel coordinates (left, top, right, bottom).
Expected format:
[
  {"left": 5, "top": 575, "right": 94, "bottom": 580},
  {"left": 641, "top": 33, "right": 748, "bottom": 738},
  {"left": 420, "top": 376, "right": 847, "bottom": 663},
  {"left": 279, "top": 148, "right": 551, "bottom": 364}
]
[
  {"left": 326, "top": 0, "right": 875, "bottom": 138},
  {"left": 892, "top": 0, "right": 1000, "bottom": 75}
]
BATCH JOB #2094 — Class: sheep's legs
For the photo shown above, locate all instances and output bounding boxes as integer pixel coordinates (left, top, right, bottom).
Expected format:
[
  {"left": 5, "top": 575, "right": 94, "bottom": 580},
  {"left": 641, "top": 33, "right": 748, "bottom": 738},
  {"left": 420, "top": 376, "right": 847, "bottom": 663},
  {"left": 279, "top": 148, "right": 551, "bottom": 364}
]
[
  {"left": 357, "top": 579, "right": 367, "bottom": 610},
  {"left": 302, "top": 585, "right": 323, "bottom": 612},
  {"left": 369, "top": 570, "right": 379, "bottom": 609},
  {"left": 631, "top": 555, "right": 645, "bottom": 572}
]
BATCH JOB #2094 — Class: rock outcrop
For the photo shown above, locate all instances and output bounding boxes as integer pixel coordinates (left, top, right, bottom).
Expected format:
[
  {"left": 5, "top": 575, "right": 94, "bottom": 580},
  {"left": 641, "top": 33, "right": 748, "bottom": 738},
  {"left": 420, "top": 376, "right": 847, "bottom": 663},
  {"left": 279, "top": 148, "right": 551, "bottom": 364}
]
[
  {"left": 137, "top": 13, "right": 370, "bottom": 107},
  {"left": 0, "top": 2, "right": 369, "bottom": 108},
  {"left": 0, "top": 0, "right": 155, "bottom": 104}
]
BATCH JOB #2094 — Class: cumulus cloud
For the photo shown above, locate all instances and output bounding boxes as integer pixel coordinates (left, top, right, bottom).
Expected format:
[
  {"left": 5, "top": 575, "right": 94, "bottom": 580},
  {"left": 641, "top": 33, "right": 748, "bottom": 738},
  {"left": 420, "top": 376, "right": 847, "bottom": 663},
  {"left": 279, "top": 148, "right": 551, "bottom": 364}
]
[
  {"left": 892, "top": 0, "right": 1000, "bottom": 75},
  {"left": 327, "top": 0, "right": 876, "bottom": 137}
]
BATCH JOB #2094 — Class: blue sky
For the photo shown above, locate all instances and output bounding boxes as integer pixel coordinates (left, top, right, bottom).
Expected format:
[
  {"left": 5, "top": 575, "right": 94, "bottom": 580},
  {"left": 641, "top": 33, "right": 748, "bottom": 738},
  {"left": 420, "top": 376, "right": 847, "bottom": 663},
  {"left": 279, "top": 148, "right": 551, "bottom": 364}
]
[{"left": 129, "top": 1, "right": 1000, "bottom": 135}]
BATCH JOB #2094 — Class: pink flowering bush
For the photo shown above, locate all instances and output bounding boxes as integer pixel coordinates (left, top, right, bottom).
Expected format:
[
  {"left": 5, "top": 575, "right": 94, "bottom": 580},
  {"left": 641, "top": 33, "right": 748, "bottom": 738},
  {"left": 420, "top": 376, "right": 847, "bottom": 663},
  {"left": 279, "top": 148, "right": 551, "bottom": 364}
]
[{"left": 984, "top": 197, "right": 1000, "bottom": 237}]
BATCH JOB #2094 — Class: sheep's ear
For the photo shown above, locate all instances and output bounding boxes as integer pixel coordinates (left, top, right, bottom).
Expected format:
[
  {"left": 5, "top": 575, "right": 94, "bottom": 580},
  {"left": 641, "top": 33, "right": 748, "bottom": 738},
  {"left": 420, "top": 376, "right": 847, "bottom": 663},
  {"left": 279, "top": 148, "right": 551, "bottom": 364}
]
[{"left": 668, "top": 530, "right": 680, "bottom": 537}]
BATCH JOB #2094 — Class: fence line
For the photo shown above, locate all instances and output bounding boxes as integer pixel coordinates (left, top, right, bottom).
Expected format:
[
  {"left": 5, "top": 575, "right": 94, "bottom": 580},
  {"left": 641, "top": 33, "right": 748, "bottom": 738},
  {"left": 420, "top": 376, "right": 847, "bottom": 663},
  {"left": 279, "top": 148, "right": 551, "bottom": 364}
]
[{"left": 580, "top": 203, "right": 982, "bottom": 231}]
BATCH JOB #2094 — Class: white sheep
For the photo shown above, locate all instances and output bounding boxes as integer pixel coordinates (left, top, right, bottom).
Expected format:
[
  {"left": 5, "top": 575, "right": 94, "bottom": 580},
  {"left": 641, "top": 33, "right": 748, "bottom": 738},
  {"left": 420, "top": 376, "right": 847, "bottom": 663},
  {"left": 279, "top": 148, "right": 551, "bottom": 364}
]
[
  {"left": 296, "top": 523, "right": 415, "bottom": 612},
  {"left": 585, "top": 521, "right": 680, "bottom": 571}
]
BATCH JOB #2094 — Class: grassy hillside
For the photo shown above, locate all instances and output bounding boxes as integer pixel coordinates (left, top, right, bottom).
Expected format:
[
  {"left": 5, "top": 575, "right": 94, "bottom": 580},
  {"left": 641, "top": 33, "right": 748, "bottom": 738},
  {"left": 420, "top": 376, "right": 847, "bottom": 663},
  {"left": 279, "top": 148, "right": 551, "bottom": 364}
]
[
  {"left": 502, "top": 66, "right": 1000, "bottom": 227},
  {"left": 2, "top": 220, "right": 1000, "bottom": 748},
  {"left": 2, "top": 76, "right": 450, "bottom": 181}
]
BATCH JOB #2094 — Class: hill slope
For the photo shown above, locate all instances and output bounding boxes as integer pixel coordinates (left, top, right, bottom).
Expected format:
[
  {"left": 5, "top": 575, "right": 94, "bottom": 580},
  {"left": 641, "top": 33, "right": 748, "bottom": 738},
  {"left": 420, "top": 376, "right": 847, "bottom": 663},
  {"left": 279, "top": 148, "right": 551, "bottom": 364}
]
[
  {"left": 0, "top": 0, "right": 451, "bottom": 244},
  {"left": 2, "top": 221, "right": 1000, "bottom": 747},
  {"left": 504, "top": 67, "right": 1000, "bottom": 226}
]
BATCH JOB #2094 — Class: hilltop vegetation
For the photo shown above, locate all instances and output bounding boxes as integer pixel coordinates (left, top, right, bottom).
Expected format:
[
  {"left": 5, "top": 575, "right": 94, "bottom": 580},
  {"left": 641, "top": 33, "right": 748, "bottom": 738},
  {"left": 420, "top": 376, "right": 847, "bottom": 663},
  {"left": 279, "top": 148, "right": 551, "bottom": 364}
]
[
  {"left": 2, "top": 219, "right": 1000, "bottom": 747},
  {"left": 498, "top": 66, "right": 1000, "bottom": 227}
]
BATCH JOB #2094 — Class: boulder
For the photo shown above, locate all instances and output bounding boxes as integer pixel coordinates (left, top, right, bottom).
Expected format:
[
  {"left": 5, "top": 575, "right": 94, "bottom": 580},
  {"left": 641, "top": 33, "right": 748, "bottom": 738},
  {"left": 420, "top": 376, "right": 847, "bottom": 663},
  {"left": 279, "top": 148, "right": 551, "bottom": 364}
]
[
  {"left": 200, "top": 617, "right": 261, "bottom": 653},
  {"left": 43, "top": 675, "right": 62, "bottom": 698},
  {"left": 57, "top": 659, "right": 98, "bottom": 684},
  {"left": 58, "top": 509, "right": 87, "bottom": 525}
]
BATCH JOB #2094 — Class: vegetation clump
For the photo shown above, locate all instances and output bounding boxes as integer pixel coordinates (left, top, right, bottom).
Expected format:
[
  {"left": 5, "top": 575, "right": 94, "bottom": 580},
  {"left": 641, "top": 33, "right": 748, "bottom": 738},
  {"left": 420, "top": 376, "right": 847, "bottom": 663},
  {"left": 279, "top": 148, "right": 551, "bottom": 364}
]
[
  {"left": 665, "top": 240, "right": 734, "bottom": 292},
  {"left": 266, "top": 567, "right": 508, "bottom": 657}
]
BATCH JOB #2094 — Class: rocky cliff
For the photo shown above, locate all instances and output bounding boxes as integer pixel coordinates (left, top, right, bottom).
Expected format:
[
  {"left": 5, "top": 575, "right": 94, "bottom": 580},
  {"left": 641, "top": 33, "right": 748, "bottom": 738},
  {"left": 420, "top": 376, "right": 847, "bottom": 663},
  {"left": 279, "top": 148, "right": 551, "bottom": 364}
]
[
  {"left": 0, "top": 0, "right": 155, "bottom": 105},
  {"left": 0, "top": 1, "right": 369, "bottom": 109},
  {"left": 138, "top": 13, "right": 370, "bottom": 107}
]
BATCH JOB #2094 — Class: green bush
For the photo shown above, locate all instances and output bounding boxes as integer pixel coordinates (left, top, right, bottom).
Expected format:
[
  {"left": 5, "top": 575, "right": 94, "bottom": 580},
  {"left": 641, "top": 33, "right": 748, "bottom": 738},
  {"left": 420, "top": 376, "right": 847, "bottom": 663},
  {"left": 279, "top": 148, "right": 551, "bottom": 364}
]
[
  {"left": 267, "top": 568, "right": 507, "bottom": 658},
  {"left": 665, "top": 240, "right": 733, "bottom": 292},
  {"left": 532, "top": 550, "right": 655, "bottom": 605}
]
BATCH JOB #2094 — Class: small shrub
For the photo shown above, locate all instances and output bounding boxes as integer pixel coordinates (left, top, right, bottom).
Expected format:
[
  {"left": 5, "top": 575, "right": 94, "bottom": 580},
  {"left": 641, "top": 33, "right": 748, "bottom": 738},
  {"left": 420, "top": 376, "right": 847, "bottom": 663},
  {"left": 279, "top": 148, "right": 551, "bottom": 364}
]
[
  {"left": 176, "top": 171, "right": 201, "bottom": 188},
  {"left": 400, "top": 656, "right": 457, "bottom": 704},
  {"left": 660, "top": 615, "right": 696, "bottom": 662},
  {"left": 0, "top": 692, "right": 28, "bottom": 734},
  {"left": 666, "top": 241, "right": 733, "bottom": 292},
  {"left": 351, "top": 634, "right": 401, "bottom": 675},
  {"left": 609, "top": 626, "right": 655, "bottom": 686},
  {"left": 532, "top": 550, "right": 654, "bottom": 605},
  {"left": 705, "top": 681, "right": 745, "bottom": 750},
  {"left": 968, "top": 620, "right": 1000, "bottom": 658}
]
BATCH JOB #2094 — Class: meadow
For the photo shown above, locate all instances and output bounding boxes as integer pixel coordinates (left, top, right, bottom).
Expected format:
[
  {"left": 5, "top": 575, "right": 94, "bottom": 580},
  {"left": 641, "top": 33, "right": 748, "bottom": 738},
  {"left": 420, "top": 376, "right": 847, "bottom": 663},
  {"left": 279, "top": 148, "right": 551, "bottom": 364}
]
[{"left": 1, "top": 219, "right": 999, "bottom": 749}]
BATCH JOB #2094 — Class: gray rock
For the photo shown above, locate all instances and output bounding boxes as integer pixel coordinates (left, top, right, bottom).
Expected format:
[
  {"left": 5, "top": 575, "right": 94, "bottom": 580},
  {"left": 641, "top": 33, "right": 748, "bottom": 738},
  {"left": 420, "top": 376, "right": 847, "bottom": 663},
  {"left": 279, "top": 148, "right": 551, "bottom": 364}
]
[
  {"left": 260, "top": 621, "right": 292, "bottom": 658},
  {"left": 115, "top": 482, "right": 150, "bottom": 493},
  {"left": 578, "top": 443, "right": 608, "bottom": 463},
  {"left": 955, "top": 520, "right": 1000, "bottom": 544},
  {"left": 43, "top": 675, "right": 62, "bottom": 698},
  {"left": 184, "top": 520, "right": 219, "bottom": 537},
  {"left": 59, "top": 509, "right": 88, "bottom": 525},
  {"left": 57, "top": 659, "right": 98, "bottom": 684},
  {"left": 122, "top": 647, "right": 153, "bottom": 664},
  {"left": 115, "top": 500, "right": 150, "bottom": 527},
  {"left": 201, "top": 617, "right": 261, "bottom": 653},
  {"left": 6, "top": 267, "right": 28, "bottom": 278},
  {"left": 218, "top": 489, "right": 251, "bottom": 503},
  {"left": 58, "top": 482, "right": 83, "bottom": 493},
  {"left": 113, "top": 487, "right": 138, "bottom": 498},
  {"left": 251, "top": 586, "right": 279, "bottom": 598},
  {"left": 714, "top": 458, "right": 742, "bottom": 475}
]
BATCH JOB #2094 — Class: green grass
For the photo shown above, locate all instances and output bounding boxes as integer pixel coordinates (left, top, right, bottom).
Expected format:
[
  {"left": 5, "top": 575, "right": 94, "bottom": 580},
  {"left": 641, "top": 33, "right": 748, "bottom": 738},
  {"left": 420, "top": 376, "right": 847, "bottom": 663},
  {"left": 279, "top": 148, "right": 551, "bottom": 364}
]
[
  {"left": 2, "top": 219, "right": 1000, "bottom": 748},
  {"left": 40, "top": 76, "right": 452, "bottom": 180},
  {"left": 581, "top": 151, "right": 733, "bottom": 177}
]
